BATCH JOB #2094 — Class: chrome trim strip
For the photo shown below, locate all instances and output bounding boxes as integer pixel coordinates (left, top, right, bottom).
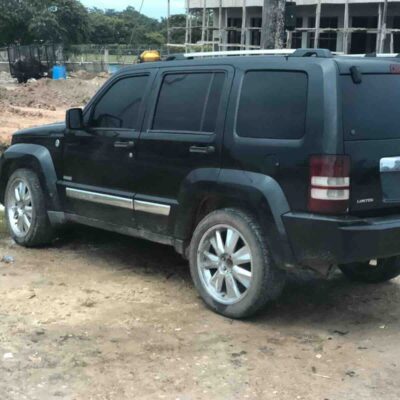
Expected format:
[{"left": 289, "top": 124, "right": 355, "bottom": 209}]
[
  {"left": 380, "top": 157, "right": 400, "bottom": 172},
  {"left": 134, "top": 200, "right": 171, "bottom": 216},
  {"left": 66, "top": 188, "right": 133, "bottom": 210}
]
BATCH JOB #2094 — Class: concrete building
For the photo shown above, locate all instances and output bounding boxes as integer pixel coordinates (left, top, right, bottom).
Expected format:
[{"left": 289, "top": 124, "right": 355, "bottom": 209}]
[{"left": 184, "top": 0, "right": 400, "bottom": 53}]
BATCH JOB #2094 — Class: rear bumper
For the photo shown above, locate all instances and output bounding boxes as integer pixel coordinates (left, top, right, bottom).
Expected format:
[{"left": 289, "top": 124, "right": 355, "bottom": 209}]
[{"left": 283, "top": 212, "right": 400, "bottom": 266}]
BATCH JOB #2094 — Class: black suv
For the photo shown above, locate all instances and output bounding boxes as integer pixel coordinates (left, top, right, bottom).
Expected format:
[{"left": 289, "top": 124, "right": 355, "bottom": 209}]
[{"left": 2, "top": 49, "right": 400, "bottom": 318}]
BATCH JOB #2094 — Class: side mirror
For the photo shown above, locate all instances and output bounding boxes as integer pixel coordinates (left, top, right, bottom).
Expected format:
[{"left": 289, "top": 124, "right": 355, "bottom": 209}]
[{"left": 66, "top": 108, "right": 84, "bottom": 130}]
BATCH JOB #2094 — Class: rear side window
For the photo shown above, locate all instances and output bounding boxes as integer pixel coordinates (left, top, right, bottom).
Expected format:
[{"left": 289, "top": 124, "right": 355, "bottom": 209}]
[
  {"left": 152, "top": 72, "right": 225, "bottom": 133},
  {"left": 236, "top": 71, "right": 308, "bottom": 139},
  {"left": 342, "top": 74, "right": 400, "bottom": 140},
  {"left": 91, "top": 75, "right": 148, "bottom": 129}
]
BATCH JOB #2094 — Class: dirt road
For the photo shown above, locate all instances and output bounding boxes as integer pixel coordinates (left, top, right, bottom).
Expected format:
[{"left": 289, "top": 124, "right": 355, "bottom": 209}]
[
  {"left": 0, "top": 73, "right": 399, "bottom": 400},
  {"left": 0, "top": 223, "right": 399, "bottom": 400}
]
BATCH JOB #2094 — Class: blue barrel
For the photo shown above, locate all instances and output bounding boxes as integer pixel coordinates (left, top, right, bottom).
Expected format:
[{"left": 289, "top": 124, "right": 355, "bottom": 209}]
[
  {"left": 52, "top": 65, "right": 67, "bottom": 80},
  {"left": 108, "top": 64, "right": 122, "bottom": 75}
]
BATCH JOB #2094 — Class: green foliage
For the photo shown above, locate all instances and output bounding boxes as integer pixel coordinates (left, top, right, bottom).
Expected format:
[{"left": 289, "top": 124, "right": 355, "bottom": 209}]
[
  {"left": 0, "top": 1, "right": 186, "bottom": 47},
  {"left": 0, "top": 0, "right": 90, "bottom": 45},
  {"left": 87, "top": 6, "right": 163, "bottom": 45}
]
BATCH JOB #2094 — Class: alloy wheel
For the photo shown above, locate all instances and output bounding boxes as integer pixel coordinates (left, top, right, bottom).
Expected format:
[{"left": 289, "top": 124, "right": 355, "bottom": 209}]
[
  {"left": 197, "top": 224, "right": 253, "bottom": 305},
  {"left": 6, "top": 179, "right": 33, "bottom": 237}
]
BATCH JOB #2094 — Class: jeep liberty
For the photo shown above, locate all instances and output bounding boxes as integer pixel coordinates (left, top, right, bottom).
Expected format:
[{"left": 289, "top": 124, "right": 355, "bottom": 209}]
[{"left": 2, "top": 48, "right": 400, "bottom": 318}]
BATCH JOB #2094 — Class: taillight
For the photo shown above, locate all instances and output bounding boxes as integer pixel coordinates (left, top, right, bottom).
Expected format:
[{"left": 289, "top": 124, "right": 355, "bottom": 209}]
[{"left": 308, "top": 155, "right": 350, "bottom": 214}]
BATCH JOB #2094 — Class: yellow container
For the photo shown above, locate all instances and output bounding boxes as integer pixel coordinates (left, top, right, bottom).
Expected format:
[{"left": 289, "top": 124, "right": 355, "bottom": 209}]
[{"left": 139, "top": 50, "right": 161, "bottom": 63}]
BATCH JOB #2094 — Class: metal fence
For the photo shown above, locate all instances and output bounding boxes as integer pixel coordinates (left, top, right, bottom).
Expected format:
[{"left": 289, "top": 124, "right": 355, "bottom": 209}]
[{"left": 64, "top": 44, "right": 169, "bottom": 64}]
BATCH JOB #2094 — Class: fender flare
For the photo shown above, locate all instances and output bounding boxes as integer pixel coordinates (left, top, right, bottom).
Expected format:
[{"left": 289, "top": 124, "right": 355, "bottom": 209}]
[
  {"left": 174, "top": 168, "right": 295, "bottom": 266},
  {"left": 0, "top": 143, "right": 61, "bottom": 210},
  {"left": 217, "top": 169, "right": 291, "bottom": 238}
]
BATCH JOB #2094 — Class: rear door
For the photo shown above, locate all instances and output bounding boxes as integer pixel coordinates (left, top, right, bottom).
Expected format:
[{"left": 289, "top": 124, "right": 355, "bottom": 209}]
[
  {"left": 342, "top": 67, "right": 400, "bottom": 214},
  {"left": 133, "top": 65, "right": 234, "bottom": 235}
]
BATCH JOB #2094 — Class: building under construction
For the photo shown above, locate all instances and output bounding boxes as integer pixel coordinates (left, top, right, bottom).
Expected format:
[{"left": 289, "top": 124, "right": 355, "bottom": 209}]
[{"left": 170, "top": 0, "right": 400, "bottom": 54}]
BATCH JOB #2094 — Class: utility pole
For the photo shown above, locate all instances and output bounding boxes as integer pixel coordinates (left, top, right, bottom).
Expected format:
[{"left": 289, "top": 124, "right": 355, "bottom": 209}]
[
  {"left": 378, "top": 0, "right": 388, "bottom": 53},
  {"left": 201, "top": 0, "right": 207, "bottom": 50},
  {"left": 167, "top": 0, "right": 171, "bottom": 53},
  {"left": 241, "top": 0, "right": 247, "bottom": 49},
  {"left": 218, "top": 0, "right": 223, "bottom": 50},
  {"left": 343, "top": 0, "right": 349, "bottom": 53},
  {"left": 185, "top": 0, "right": 190, "bottom": 51},
  {"left": 314, "top": 0, "right": 321, "bottom": 48}
]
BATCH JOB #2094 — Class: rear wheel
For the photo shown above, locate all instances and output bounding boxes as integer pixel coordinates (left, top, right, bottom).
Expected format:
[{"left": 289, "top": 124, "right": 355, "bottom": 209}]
[
  {"left": 4, "top": 169, "right": 54, "bottom": 247},
  {"left": 339, "top": 257, "right": 400, "bottom": 283},
  {"left": 189, "top": 208, "right": 285, "bottom": 318}
]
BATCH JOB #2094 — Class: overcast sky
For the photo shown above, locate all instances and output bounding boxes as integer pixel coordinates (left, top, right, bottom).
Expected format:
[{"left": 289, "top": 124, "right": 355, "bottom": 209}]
[{"left": 80, "top": 0, "right": 186, "bottom": 19}]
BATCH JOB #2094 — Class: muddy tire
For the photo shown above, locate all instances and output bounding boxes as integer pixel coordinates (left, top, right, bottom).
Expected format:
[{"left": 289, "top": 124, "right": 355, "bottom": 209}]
[
  {"left": 189, "top": 208, "right": 286, "bottom": 319},
  {"left": 4, "top": 168, "right": 54, "bottom": 247},
  {"left": 339, "top": 257, "right": 400, "bottom": 283}
]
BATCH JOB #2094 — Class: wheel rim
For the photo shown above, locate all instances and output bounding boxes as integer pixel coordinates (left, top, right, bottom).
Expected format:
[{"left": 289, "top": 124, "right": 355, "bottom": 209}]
[
  {"left": 197, "top": 224, "right": 253, "bottom": 305},
  {"left": 6, "top": 178, "right": 33, "bottom": 238}
]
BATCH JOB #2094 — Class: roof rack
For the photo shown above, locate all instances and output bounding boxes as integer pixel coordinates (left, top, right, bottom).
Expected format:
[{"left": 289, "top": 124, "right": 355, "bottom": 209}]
[
  {"left": 336, "top": 53, "right": 400, "bottom": 58},
  {"left": 183, "top": 48, "right": 338, "bottom": 59},
  {"left": 183, "top": 49, "right": 296, "bottom": 58},
  {"left": 179, "top": 48, "right": 399, "bottom": 61}
]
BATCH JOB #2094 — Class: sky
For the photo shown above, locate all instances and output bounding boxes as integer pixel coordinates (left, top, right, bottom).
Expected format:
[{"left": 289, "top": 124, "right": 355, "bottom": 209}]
[{"left": 80, "top": 0, "right": 186, "bottom": 19}]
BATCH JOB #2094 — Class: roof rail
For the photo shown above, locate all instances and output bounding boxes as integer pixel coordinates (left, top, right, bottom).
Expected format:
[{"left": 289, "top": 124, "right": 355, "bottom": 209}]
[
  {"left": 290, "top": 48, "right": 333, "bottom": 58},
  {"left": 336, "top": 53, "right": 400, "bottom": 58},
  {"left": 164, "top": 54, "right": 187, "bottom": 61},
  {"left": 183, "top": 49, "right": 296, "bottom": 58}
]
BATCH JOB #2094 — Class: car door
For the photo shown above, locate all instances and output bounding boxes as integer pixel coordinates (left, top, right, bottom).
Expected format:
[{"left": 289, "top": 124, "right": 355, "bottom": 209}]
[
  {"left": 61, "top": 71, "right": 154, "bottom": 227},
  {"left": 133, "top": 65, "right": 234, "bottom": 236}
]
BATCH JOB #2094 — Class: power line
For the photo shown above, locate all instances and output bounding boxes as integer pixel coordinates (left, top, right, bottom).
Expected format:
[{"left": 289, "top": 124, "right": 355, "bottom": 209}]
[{"left": 128, "top": 0, "right": 145, "bottom": 46}]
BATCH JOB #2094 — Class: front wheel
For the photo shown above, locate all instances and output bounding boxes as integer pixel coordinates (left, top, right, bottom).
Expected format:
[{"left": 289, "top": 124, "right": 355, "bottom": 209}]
[
  {"left": 4, "top": 168, "right": 54, "bottom": 247},
  {"left": 189, "top": 208, "right": 285, "bottom": 319},
  {"left": 339, "top": 257, "right": 400, "bottom": 283}
]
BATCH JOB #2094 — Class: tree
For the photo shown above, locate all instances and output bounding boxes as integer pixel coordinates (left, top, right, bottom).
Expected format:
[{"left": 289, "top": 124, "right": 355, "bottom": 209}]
[
  {"left": 0, "top": 1, "right": 168, "bottom": 47},
  {"left": 261, "top": 0, "right": 286, "bottom": 49},
  {"left": 0, "top": 0, "right": 90, "bottom": 46},
  {"left": 0, "top": 0, "right": 32, "bottom": 45},
  {"left": 87, "top": 6, "right": 162, "bottom": 45}
]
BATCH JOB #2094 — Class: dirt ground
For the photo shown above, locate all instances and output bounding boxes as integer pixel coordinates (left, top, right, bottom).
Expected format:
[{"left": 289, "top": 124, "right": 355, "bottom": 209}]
[
  {"left": 0, "top": 71, "right": 107, "bottom": 145},
  {"left": 0, "top": 72, "right": 400, "bottom": 400}
]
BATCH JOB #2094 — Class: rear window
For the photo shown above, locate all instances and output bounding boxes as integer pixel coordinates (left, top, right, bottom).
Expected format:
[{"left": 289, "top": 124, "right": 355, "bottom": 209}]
[
  {"left": 342, "top": 74, "right": 400, "bottom": 140},
  {"left": 152, "top": 72, "right": 225, "bottom": 133},
  {"left": 236, "top": 71, "right": 308, "bottom": 139}
]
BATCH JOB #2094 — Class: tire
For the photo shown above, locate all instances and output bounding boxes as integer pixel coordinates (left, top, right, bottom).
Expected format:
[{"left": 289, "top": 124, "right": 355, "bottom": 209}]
[
  {"left": 339, "top": 257, "right": 400, "bottom": 283},
  {"left": 4, "top": 168, "right": 54, "bottom": 247},
  {"left": 189, "top": 208, "right": 286, "bottom": 319}
]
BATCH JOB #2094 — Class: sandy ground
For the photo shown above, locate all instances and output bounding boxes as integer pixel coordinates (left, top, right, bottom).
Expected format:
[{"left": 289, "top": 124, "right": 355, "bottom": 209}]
[
  {"left": 0, "top": 71, "right": 107, "bottom": 145},
  {"left": 0, "top": 72, "right": 400, "bottom": 400},
  {"left": 0, "top": 226, "right": 400, "bottom": 400}
]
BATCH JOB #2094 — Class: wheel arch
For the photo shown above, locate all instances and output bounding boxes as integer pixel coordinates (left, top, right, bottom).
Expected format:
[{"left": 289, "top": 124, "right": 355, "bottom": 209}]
[
  {"left": 0, "top": 144, "right": 61, "bottom": 211},
  {"left": 174, "top": 169, "right": 296, "bottom": 267}
]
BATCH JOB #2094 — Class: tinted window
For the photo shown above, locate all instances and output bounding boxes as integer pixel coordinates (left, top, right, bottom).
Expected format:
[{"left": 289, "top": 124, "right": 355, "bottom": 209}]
[
  {"left": 237, "top": 71, "right": 308, "bottom": 139},
  {"left": 342, "top": 74, "right": 400, "bottom": 140},
  {"left": 153, "top": 72, "right": 225, "bottom": 132},
  {"left": 91, "top": 75, "right": 148, "bottom": 129}
]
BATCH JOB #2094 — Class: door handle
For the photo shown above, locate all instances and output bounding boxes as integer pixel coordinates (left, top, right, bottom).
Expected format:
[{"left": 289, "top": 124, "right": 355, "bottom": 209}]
[
  {"left": 189, "top": 145, "right": 215, "bottom": 154},
  {"left": 114, "top": 140, "right": 135, "bottom": 149}
]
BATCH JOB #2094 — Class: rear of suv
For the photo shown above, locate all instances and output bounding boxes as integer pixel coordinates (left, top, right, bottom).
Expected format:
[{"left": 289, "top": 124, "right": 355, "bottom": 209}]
[{"left": 2, "top": 48, "right": 400, "bottom": 319}]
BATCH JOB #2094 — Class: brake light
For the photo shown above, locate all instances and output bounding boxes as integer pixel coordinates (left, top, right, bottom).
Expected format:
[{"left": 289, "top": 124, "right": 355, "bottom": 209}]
[{"left": 308, "top": 155, "right": 350, "bottom": 214}]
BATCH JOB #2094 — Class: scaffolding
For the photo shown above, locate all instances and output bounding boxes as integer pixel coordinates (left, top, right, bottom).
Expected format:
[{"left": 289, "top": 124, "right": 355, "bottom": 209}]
[{"left": 166, "top": 0, "right": 400, "bottom": 54}]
